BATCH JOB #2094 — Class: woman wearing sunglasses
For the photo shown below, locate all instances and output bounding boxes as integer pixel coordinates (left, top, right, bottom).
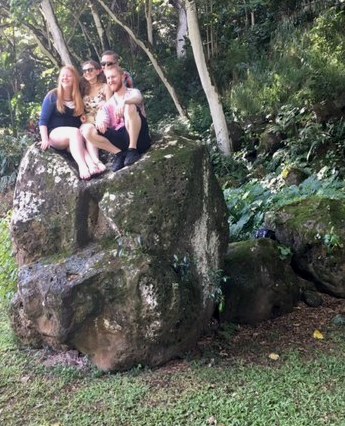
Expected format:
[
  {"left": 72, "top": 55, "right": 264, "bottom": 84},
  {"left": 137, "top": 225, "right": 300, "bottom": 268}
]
[{"left": 79, "top": 60, "right": 113, "bottom": 174}]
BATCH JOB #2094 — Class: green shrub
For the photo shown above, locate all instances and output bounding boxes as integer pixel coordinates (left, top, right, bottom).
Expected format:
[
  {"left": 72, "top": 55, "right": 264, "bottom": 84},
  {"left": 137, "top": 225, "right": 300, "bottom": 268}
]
[
  {"left": 0, "top": 132, "right": 32, "bottom": 193},
  {"left": 0, "top": 213, "right": 18, "bottom": 300},
  {"left": 224, "top": 175, "right": 345, "bottom": 242},
  {"left": 227, "top": 7, "right": 345, "bottom": 120}
]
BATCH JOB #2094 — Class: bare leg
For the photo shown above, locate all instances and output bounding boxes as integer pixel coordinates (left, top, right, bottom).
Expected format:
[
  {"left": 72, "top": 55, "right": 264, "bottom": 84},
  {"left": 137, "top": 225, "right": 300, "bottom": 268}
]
[
  {"left": 80, "top": 124, "right": 106, "bottom": 174},
  {"left": 80, "top": 123, "right": 120, "bottom": 154},
  {"left": 124, "top": 105, "right": 141, "bottom": 149},
  {"left": 49, "top": 127, "right": 91, "bottom": 180}
]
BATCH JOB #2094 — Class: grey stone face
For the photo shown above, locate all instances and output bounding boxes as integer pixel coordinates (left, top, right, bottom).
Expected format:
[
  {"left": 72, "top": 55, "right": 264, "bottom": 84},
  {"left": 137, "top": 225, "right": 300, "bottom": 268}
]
[
  {"left": 10, "top": 138, "right": 229, "bottom": 371},
  {"left": 221, "top": 239, "right": 301, "bottom": 325},
  {"left": 265, "top": 197, "right": 345, "bottom": 298}
]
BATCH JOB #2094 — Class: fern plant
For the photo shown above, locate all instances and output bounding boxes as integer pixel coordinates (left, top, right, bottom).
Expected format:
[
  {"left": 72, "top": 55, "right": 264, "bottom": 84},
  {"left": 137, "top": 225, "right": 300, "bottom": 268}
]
[{"left": 224, "top": 174, "right": 345, "bottom": 242}]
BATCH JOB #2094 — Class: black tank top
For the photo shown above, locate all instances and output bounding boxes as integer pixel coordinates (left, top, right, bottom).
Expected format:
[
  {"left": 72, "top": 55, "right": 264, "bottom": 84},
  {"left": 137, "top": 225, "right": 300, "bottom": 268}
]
[{"left": 48, "top": 105, "right": 81, "bottom": 134}]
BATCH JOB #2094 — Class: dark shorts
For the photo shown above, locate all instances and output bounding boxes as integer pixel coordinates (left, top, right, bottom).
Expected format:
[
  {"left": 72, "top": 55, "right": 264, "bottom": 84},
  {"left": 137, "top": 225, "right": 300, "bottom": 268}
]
[{"left": 102, "top": 109, "right": 151, "bottom": 154}]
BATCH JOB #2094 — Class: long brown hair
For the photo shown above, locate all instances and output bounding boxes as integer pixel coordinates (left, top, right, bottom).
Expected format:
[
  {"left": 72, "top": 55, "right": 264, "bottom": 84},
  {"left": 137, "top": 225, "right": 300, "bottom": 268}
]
[
  {"left": 56, "top": 65, "right": 84, "bottom": 116},
  {"left": 80, "top": 60, "right": 106, "bottom": 97}
]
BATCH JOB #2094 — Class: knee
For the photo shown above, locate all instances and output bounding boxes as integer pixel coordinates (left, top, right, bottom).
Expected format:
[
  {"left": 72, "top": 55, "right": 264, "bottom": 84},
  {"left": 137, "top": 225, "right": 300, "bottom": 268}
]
[
  {"left": 80, "top": 124, "right": 94, "bottom": 139},
  {"left": 125, "top": 105, "right": 140, "bottom": 121}
]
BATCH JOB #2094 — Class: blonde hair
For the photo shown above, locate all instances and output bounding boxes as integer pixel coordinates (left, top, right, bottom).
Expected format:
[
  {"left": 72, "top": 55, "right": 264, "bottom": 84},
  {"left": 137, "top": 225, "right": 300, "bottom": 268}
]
[
  {"left": 56, "top": 65, "right": 84, "bottom": 116},
  {"left": 104, "top": 64, "right": 124, "bottom": 77}
]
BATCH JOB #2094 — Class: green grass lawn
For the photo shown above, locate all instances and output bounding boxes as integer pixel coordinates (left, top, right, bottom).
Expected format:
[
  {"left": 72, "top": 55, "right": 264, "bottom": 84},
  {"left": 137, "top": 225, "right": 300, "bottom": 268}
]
[{"left": 1, "top": 301, "right": 345, "bottom": 426}]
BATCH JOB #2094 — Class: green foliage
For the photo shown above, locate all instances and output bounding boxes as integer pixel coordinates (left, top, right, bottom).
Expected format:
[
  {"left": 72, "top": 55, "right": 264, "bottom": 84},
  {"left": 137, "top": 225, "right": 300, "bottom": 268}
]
[
  {"left": 318, "top": 227, "right": 344, "bottom": 254},
  {"left": 228, "top": 6, "right": 345, "bottom": 120},
  {"left": 277, "top": 244, "right": 292, "bottom": 261},
  {"left": 0, "top": 214, "right": 18, "bottom": 300},
  {"left": 206, "top": 136, "right": 249, "bottom": 182},
  {"left": 208, "top": 269, "right": 229, "bottom": 312},
  {"left": 224, "top": 175, "right": 345, "bottom": 242},
  {"left": 0, "top": 133, "right": 32, "bottom": 193},
  {"left": 225, "top": 180, "right": 271, "bottom": 241},
  {"left": 188, "top": 100, "right": 212, "bottom": 134},
  {"left": 305, "top": 7, "right": 345, "bottom": 102}
]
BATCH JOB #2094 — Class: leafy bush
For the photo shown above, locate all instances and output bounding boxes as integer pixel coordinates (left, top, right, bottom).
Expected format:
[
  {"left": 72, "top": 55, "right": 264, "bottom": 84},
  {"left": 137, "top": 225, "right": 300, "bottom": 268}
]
[
  {"left": 0, "top": 132, "right": 32, "bottom": 193},
  {"left": 227, "top": 7, "right": 345, "bottom": 120},
  {"left": 0, "top": 213, "right": 18, "bottom": 300},
  {"left": 224, "top": 175, "right": 345, "bottom": 242}
]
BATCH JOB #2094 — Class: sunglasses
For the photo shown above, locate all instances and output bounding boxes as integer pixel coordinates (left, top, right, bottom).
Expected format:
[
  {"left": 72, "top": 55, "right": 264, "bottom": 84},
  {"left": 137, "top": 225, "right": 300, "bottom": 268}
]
[
  {"left": 101, "top": 61, "right": 116, "bottom": 67},
  {"left": 82, "top": 67, "right": 95, "bottom": 74}
]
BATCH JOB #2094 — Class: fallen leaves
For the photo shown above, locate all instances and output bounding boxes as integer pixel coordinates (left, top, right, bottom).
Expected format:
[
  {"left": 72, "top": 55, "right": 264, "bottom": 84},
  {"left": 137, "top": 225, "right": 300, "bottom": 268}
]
[
  {"left": 268, "top": 353, "right": 280, "bottom": 361},
  {"left": 313, "top": 330, "right": 325, "bottom": 340}
]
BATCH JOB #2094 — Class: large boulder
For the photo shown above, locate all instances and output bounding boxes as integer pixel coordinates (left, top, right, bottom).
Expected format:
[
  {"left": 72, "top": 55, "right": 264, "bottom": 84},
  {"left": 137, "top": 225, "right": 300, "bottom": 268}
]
[
  {"left": 10, "top": 137, "right": 229, "bottom": 371},
  {"left": 265, "top": 197, "right": 345, "bottom": 298},
  {"left": 220, "top": 239, "right": 301, "bottom": 324}
]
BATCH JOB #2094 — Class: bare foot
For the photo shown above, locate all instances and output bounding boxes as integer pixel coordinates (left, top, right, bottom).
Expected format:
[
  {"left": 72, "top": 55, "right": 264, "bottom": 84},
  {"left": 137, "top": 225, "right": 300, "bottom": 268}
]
[
  {"left": 95, "top": 161, "right": 106, "bottom": 173},
  {"left": 79, "top": 165, "right": 91, "bottom": 180},
  {"left": 88, "top": 161, "right": 106, "bottom": 176}
]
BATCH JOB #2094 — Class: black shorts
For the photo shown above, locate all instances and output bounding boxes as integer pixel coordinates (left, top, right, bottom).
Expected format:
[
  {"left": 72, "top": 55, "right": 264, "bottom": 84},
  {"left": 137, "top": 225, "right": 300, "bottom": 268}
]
[{"left": 103, "top": 109, "right": 151, "bottom": 154}]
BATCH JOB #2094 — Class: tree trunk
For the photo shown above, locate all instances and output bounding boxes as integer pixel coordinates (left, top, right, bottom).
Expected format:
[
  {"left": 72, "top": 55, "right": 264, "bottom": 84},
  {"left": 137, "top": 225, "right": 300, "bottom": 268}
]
[
  {"left": 89, "top": 0, "right": 110, "bottom": 52},
  {"left": 171, "top": 0, "right": 188, "bottom": 58},
  {"left": 96, "top": 0, "right": 188, "bottom": 120},
  {"left": 145, "top": 0, "right": 153, "bottom": 46},
  {"left": 184, "top": 0, "right": 232, "bottom": 155},
  {"left": 40, "top": 0, "right": 72, "bottom": 65}
]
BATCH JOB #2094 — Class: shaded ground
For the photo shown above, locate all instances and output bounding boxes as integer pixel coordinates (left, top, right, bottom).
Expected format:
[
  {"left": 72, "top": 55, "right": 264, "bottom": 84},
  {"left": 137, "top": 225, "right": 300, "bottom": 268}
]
[
  {"left": 198, "top": 293, "right": 345, "bottom": 366},
  {"left": 34, "top": 293, "right": 345, "bottom": 373}
]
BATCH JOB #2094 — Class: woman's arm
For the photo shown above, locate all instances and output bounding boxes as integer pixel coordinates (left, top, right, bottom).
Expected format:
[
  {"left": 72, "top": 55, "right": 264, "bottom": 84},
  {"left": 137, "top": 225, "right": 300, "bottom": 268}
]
[
  {"left": 104, "top": 83, "right": 113, "bottom": 101},
  {"left": 38, "top": 92, "right": 56, "bottom": 127},
  {"left": 39, "top": 125, "right": 50, "bottom": 151},
  {"left": 38, "top": 92, "right": 56, "bottom": 150}
]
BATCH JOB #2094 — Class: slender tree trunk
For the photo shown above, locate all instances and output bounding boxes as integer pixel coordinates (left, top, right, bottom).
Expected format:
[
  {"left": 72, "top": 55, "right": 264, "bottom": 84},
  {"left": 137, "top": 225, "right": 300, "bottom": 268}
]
[
  {"left": 40, "top": 0, "right": 72, "bottom": 65},
  {"left": 96, "top": 0, "right": 188, "bottom": 120},
  {"left": 89, "top": 0, "right": 110, "bottom": 52},
  {"left": 184, "top": 0, "right": 232, "bottom": 155},
  {"left": 175, "top": 1, "right": 188, "bottom": 58},
  {"left": 32, "top": 31, "right": 60, "bottom": 67},
  {"left": 145, "top": 0, "right": 153, "bottom": 46}
]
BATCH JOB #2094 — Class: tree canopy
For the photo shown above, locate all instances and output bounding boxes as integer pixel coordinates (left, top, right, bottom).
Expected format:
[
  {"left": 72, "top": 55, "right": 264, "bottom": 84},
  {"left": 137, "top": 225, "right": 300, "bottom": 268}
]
[{"left": 0, "top": 1, "right": 344, "bottom": 151}]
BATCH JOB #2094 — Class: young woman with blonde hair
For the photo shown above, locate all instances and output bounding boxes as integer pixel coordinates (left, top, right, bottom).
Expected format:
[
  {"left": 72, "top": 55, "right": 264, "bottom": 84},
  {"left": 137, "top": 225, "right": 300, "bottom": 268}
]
[{"left": 39, "top": 65, "right": 98, "bottom": 180}]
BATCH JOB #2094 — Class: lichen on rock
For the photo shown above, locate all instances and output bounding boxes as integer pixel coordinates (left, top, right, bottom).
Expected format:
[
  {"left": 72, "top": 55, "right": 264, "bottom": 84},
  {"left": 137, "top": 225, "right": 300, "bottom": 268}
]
[{"left": 10, "top": 138, "right": 229, "bottom": 371}]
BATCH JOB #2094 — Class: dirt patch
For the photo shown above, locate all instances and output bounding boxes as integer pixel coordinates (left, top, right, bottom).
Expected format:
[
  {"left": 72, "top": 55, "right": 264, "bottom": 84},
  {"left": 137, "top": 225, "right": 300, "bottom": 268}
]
[
  {"left": 32, "top": 348, "right": 91, "bottom": 370},
  {"left": 197, "top": 293, "right": 345, "bottom": 366}
]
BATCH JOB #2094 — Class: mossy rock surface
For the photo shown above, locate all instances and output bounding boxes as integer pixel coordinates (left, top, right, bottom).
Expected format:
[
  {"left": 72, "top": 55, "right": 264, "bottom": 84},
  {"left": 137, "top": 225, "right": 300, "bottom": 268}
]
[
  {"left": 266, "top": 197, "right": 345, "bottom": 297},
  {"left": 221, "top": 239, "right": 300, "bottom": 324},
  {"left": 10, "top": 137, "right": 229, "bottom": 371}
]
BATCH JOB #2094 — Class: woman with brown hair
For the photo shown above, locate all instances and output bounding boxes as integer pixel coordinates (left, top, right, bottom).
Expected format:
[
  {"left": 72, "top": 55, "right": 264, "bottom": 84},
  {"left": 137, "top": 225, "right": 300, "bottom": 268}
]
[{"left": 79, "top": 59, "right": 113, "bottom": 173}]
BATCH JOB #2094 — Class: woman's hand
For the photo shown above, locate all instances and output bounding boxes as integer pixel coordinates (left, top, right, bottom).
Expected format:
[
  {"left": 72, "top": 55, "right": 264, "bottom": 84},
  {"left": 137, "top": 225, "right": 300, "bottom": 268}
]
[
  {"left": 96, "top": 122, "right": 107, "bottom": 134},
  {"left": 40, "top": 139, "right": 50, "bottom": 151}
]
